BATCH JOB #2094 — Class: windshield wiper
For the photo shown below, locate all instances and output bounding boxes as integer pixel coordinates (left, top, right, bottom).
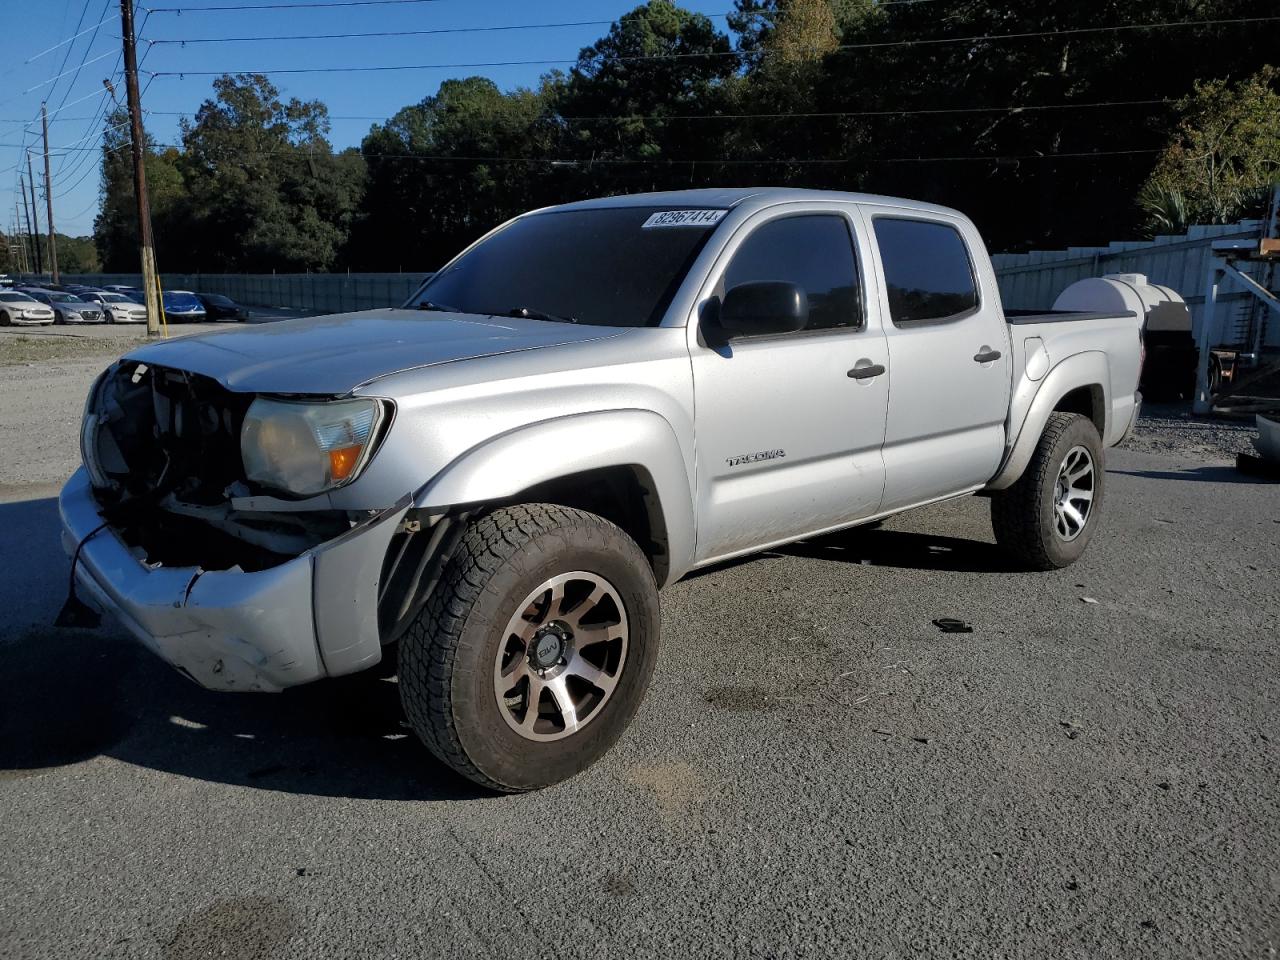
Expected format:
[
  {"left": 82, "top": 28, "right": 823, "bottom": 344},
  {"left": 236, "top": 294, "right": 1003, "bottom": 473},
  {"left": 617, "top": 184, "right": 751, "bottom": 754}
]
[
  {"left": 504, "top": 306, "right": 580, "bottom": 324},
  {"left": 415, "top": 301, "right": 461, "bottom": 313}
]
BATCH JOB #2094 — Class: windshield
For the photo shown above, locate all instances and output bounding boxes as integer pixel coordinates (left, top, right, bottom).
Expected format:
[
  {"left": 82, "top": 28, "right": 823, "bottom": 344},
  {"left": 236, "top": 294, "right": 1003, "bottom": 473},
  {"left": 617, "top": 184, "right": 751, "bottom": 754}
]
[
  {"left": 406, "top": 206, "right": 724, "bottom": 327},
  {"left": 101, "top": 293, "right": 130, "bottom": 303},
  {"left": 0, "top": 293, "right": 34, "bottom": 302},
  {"left": 202, "top": 294, "right": 232, "bottom": 306},
  {"left": 50, "top": 293, "right": 82, "bottom": 303}
]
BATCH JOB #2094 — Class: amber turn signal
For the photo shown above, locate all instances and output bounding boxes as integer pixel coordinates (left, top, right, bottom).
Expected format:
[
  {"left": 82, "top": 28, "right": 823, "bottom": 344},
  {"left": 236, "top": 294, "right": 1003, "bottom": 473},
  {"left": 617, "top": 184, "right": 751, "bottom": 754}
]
[{"left": 328, "top": 444, "right": 364, "bottom": 481}]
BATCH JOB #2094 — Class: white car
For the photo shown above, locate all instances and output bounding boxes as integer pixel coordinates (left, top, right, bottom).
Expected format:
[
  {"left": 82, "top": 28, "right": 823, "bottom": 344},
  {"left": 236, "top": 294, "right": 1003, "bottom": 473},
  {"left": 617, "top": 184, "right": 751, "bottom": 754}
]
[
  {"left": 0, "top": 290, "right": 55, "bottom": 325},
  {"left": 22, "top": 289, "right": 105, "bottom": 324},
  {"left": 82, "top": 291, "right": 148, "bottom": 324}
]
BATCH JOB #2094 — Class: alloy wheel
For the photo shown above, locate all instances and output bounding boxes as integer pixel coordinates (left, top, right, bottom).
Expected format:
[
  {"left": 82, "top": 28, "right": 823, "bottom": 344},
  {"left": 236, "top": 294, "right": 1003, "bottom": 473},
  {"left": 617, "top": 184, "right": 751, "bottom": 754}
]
[{"left": 493, "top": 571, "right": 628, "bottom": 742}]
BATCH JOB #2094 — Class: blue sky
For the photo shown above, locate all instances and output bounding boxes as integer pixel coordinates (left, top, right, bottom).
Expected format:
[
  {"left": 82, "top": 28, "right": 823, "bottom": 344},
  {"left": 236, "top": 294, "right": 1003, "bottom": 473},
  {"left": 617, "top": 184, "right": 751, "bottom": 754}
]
[{"left": 0, "top": 0, "right": 732, "bottom": 238}]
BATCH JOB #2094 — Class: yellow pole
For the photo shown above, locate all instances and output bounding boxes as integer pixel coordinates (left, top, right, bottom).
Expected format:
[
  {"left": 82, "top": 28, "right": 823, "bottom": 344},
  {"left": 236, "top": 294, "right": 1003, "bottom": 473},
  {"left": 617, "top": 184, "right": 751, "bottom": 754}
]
[{"left": 154, "top": 274, "right": 168, "bottom": 338}]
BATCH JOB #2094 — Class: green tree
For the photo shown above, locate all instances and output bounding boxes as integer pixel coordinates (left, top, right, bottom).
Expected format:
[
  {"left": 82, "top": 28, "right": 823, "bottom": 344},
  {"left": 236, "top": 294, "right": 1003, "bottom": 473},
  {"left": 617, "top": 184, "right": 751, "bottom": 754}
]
[
  {"left": 558, "top": 0, "right": 736, "bottom": 191},
  {"left": 354, "top": 76, "right": 559, "bottom": 270},
  {"left": 95, "top": 108, "right": 185, "bottom": 272},
  {"left": 177, "top": 74, "right": 364, "bottom": 271},
  {"left": 1140, "top": 67, "right": 1279, "bottom": 230}
]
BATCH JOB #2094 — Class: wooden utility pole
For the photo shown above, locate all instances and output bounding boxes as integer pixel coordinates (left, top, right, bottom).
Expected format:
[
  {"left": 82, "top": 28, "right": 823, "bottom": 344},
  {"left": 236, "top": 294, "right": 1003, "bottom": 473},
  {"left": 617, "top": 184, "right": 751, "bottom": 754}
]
[
  {"left": 19, "top": 177, "right": 37, "bottom": 275},
  {"left": 119, "top": 0, "right": 160, "bottom": 336},
  {"left": 25, "top": 156, "right": 42, "bottom": 276},
  {"left": 40, "top": 104, "right": 58, "bottom": 284}
]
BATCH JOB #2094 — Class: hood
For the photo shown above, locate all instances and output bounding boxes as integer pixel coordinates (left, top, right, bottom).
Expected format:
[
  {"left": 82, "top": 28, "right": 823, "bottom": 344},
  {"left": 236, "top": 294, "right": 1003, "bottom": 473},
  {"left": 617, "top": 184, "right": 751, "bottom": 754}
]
[{"left": 122, "top": 308, "right": 628, "bottom": 394}]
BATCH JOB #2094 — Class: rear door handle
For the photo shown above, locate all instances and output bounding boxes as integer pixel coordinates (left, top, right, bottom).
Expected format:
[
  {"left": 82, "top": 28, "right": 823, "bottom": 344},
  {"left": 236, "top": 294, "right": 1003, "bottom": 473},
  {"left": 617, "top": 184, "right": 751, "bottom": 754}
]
[
  {"left": 847, "top": 362, "right": 886, "bottom": 380},
  {"left": 973, "top": 349, "right": 1002, "bottom": 364}
]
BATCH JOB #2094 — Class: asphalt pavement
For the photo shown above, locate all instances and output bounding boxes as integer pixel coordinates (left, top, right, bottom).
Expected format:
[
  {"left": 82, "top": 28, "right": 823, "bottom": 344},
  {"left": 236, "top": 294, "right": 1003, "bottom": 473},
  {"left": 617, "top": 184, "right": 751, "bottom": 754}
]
[{"left": 0, "top": 354, "right": 1277, "bottom": 958}]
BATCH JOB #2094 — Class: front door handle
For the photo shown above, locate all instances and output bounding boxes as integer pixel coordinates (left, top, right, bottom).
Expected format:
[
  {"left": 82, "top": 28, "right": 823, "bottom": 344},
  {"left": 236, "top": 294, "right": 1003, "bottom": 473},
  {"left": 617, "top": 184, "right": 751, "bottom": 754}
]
[
  {"left": 847, "top": 362, "right": 886, "bottom": 380},
  {"left": 973, "top": 349, "right": 1002, "bottom": 364}
]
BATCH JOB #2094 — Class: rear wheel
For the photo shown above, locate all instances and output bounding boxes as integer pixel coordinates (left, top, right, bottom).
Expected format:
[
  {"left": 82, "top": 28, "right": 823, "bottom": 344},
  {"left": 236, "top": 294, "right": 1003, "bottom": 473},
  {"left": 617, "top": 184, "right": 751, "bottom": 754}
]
[
  {"left": 399, "top": 503, "right": 660, "bottom": 792},
  {"left": 0, "top": 310, "right": 9, "bottom": 326},
  {"left": 991, "top": 412, "right": 1105, "bottom": 570}
]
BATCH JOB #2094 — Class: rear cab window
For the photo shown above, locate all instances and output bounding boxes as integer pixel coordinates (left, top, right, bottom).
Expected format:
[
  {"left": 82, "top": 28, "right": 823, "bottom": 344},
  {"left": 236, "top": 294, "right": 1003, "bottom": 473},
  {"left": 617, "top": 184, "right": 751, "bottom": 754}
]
[
  {"left": 872, "top": 217, "right": 979, "bottom": 324},
  {"left": 720, "top": 213, "right": 863, "bottom": 332}
]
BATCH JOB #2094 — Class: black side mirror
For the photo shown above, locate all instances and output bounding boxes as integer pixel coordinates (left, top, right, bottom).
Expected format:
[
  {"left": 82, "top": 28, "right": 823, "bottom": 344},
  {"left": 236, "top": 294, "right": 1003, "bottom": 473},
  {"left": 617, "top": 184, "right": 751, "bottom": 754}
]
[{"left": 719, "top": 281, "right": 809, "bottom": 337}]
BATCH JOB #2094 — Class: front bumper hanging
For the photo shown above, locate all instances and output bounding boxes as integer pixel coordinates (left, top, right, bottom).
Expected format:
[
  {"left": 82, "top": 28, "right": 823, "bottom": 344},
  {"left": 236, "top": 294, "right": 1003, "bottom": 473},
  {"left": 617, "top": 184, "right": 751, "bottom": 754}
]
[{"left": 59, "top": 468, "right": 409, "bottom": 692}]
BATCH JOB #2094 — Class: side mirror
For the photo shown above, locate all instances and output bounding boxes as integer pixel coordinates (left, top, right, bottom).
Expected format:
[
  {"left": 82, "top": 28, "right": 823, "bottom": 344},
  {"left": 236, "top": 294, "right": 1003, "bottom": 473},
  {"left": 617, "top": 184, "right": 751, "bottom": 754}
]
[{"left": 719, "top": 281, "right": 809, "bottom": 337}]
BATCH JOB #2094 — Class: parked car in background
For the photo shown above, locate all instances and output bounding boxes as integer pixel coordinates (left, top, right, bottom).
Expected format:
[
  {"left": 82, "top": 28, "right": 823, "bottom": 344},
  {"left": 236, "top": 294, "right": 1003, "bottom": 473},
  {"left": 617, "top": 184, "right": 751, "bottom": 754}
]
[
  {"left": 20, "top": 288, "right": 104, "bottom": 324},
  {"left": 65, "top": 284, "right": 105, "bottom": 297},
  {"left": 0, "top": 290, "right": 55, "bottom": 325},
  {"left": 196, "top": 292, "right": 249, "bottom": 322},
  {"left": 103, "top": 285, "right": 145, "bottom": 300},
  {"left": 82, "top": 291, "right": 148, "bottom": 324},
  {"left": 161, "top": 289, "right": 207, "bottom": 323}
]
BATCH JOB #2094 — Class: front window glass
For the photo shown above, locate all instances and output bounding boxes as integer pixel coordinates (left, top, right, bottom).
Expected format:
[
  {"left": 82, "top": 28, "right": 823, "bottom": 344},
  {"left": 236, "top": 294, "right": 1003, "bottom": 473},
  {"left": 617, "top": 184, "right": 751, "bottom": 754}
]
[
  {"left": 50, "top": 293, "right": 80, "bottom": 303},
  {"left": 722, "top": 215, "right": 862, "bottom": 331},
  {"left": 407, "top": 207, "right": 722, "bottom": 327}
]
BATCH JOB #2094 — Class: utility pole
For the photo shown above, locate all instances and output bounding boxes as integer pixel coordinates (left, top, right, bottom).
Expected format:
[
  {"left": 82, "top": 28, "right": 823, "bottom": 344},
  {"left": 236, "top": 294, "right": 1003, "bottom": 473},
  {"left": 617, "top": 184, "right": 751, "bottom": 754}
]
[
  {"left": 40, "top": 106, "right": 59, "bottom": 285},
  {"left": 25, "top": 155, "right": 42, "bottom": 276},
  {"left": 120, "top": 0, "right": 160, "bottom": 336},
  {"left": 18, "top": 183, "right": 36, "bottom": 274}
]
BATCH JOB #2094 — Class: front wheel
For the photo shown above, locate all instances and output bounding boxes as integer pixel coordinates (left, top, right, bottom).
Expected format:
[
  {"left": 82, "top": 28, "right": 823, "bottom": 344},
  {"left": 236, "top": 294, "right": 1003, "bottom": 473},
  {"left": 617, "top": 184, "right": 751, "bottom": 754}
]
[
  {"left": 399, "top": 503, "right": 660, "bottom": 792},
  {"left": 991, "top": 412, "right": 1105, "bottom": 570}
]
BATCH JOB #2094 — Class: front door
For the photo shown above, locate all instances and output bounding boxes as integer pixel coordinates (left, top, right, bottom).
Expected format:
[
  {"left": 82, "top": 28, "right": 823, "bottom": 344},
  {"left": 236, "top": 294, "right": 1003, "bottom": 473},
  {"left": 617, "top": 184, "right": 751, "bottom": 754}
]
[{"left": 689, "top": 208, "right": 890, "bottom": 564}]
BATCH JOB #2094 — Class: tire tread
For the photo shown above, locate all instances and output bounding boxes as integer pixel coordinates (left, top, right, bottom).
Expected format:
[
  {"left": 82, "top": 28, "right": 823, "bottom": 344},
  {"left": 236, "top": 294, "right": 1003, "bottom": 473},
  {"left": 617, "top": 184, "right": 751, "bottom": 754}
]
[{"left": 399, "top": 503, "right": 635, "bottom": 792}]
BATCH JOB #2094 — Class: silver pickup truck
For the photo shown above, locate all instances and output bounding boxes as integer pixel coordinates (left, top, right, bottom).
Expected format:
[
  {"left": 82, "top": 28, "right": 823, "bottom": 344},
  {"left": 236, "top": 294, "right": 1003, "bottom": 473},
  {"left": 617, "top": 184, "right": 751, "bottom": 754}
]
[{"left": 61, "top": 188, "right": 1143, "bottom": 791}]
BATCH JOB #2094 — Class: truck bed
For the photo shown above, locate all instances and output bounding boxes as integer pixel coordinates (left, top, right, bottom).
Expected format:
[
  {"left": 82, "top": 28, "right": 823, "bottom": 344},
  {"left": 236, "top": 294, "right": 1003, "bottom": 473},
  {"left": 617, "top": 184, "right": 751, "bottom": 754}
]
[{"left": 1005, "top": 308, "right": 1138, "bottom": 325}]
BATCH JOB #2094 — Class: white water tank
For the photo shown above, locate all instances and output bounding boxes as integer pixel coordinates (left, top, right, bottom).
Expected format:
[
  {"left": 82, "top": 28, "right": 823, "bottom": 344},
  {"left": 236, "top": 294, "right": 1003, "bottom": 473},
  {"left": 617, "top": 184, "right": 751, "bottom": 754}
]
[
  {"left": 1052, "top": 273, "right": 1190, "bottom": 333},
  {"left": 1054, "top": 273, "right": 1195, "bottom": 399}
]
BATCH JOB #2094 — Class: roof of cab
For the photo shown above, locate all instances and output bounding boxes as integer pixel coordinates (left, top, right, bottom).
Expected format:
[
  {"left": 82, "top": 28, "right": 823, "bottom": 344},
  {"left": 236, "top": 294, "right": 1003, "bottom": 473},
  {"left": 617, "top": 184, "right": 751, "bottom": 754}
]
[{"left": 547, "top": 186, "right": 966, "bottom": 220}]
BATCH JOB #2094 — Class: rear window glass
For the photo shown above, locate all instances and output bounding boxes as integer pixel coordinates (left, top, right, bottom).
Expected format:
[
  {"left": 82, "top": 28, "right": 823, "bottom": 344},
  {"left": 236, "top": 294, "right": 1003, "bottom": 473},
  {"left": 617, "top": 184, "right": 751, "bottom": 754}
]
[{"left": 873, "top": 218, "right": 978, "bottom": 324}]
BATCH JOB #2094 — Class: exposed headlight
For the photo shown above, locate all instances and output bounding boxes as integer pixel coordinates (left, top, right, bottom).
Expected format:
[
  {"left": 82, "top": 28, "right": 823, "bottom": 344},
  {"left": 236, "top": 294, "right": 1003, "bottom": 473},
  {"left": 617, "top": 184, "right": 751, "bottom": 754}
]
[{"left": 241, "top": 397, "right": 387, "bottom": 497}]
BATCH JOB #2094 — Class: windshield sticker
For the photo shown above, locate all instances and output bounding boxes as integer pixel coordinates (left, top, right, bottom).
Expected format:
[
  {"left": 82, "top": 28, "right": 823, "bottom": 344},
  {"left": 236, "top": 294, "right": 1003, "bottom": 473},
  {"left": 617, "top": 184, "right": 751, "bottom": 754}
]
[{"left": 642, "top": 209, "right": 728, "bottom": 229}]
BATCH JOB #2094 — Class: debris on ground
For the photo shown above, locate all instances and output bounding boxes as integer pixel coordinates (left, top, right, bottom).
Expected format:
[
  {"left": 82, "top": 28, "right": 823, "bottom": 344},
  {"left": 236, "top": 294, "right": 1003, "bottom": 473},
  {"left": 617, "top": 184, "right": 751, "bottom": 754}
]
[
  {"left": 1060, "top": 721, "right": 1083, "bottom": 740},
  {"left": 932, "top": 618, "right": 973, "bottom": 634}
]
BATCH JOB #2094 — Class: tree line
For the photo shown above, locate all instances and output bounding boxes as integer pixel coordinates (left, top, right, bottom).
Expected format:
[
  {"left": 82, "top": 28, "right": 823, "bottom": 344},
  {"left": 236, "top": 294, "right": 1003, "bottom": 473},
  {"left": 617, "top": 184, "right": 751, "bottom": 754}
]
[{"left": 92, "top": 0, "right": 1279, "bottom": 274}]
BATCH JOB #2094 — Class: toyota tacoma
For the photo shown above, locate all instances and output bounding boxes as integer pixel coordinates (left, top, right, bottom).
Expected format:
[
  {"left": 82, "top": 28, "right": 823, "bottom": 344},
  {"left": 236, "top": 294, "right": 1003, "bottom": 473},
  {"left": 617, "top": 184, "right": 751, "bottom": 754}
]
[{"left": 61, "top": 188, "right": 1143, "bottom": 791}]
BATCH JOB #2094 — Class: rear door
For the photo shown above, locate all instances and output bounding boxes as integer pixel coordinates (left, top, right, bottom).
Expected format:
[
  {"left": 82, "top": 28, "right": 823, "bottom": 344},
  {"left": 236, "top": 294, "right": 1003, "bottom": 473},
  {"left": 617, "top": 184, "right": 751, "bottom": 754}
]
[
  {"left": 688, "top": 205, "right": 889, "bottom": 563},
  {"left": 860, "top": 209, "right": 1012, "bottom": 510}
]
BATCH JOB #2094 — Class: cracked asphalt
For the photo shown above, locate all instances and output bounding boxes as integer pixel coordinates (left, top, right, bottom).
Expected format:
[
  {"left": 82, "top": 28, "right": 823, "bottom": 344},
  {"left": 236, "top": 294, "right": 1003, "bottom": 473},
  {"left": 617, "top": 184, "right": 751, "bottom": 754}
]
[{"left": 1, "top": 348, "right": 1277, "bottom": 959}]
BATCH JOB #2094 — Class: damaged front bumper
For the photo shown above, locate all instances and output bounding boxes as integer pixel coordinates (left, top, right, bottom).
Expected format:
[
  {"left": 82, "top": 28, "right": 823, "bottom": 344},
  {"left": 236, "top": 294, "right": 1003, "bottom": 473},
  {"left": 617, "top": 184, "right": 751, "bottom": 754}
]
[{"left": 58, "top": 468, "right": 409, "bottom": 692}]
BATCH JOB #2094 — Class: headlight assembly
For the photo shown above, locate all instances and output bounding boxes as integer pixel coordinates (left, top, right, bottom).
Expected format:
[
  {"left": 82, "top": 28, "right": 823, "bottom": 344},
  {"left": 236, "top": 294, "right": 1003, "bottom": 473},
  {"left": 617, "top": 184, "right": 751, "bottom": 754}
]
[{"left": 240, "top": 397, "right": 388, "bottom": 498}]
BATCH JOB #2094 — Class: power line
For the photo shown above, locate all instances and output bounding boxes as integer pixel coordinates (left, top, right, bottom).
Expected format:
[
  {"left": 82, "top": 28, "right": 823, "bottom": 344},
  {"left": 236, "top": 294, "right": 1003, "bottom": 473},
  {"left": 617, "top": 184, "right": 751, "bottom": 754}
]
[
  {"left": 24, "top": 11, "right": 119, "bottom": 65},
  {"left": 142, "top": 96, "right": 1173, "bottom": 129},
  {"left": 145, "top": 0, "right": 941, "bottom": 11},
  {"left": 147, "top": 15, "right": 732, "bottom": 45},
  {"left": 119, "top": 143, "right": 1160, "bottom": 165},
  {"left": 24, "top": 50, "right": 117, "bottom": 94},
  {"left": 144, "top": 16, "right": 1280, "bottom": 79}
]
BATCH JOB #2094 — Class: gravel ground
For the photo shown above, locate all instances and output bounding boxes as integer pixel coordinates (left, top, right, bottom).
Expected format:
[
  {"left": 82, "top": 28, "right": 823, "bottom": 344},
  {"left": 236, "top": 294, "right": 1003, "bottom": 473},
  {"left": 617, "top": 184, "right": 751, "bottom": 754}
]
[
  {"left": 1120, "top": 401, "right": 1260, "bottom": 462},
  {"left": 1, "top": 349, "right": 1277, "bottom": 959}
]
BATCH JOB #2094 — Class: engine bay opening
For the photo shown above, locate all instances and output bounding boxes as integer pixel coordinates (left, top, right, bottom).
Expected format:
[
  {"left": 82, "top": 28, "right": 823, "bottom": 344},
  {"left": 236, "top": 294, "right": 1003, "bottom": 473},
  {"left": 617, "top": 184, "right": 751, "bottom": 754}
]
[{"left": 85, "top": 360, "right": 356, "bottom": 572}]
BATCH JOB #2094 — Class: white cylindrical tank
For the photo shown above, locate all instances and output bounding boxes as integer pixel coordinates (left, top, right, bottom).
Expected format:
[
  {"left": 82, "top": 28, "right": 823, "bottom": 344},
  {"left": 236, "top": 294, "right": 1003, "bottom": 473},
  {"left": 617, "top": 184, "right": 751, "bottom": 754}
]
[
  {"left": 1053, "top": 273, "right": 1195, "bottom": 400},
  {"left": 1052, "top": 273, "right": 1190, "bottom": 332}
]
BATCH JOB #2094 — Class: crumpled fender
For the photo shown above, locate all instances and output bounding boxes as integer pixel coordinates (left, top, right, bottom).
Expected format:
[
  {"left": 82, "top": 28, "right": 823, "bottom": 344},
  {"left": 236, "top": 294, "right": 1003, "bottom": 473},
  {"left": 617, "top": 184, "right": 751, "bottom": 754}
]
[
  {"left": 413, "top": 409, "right": 695, "bottom": 586},
  {"left": 986, "top": 351, "right": 1110, "bottom": 491}
]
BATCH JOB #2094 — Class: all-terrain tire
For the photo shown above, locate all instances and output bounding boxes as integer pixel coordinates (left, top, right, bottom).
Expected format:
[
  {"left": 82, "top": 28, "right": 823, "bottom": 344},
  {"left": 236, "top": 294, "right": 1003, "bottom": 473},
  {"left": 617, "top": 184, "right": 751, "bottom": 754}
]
[
  {"left": 991, "top": 412, "right": 1105, "bottom": 571},
  {"left": 399, "top": 503, "right": 660, "bottom": 792}
]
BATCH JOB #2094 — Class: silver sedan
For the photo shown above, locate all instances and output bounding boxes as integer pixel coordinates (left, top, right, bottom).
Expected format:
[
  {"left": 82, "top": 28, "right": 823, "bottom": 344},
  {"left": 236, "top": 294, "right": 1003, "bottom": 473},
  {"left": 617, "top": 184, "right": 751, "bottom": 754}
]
[{"left": 0, "top": 291, "right": 55, "bottom": 325}]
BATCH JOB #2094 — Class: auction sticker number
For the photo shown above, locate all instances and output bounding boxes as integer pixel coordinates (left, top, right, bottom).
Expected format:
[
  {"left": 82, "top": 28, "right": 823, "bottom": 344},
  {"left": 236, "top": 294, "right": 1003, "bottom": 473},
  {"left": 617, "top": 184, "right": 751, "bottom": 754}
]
[{"left": 641, "top": 209, "right": 728, "bottom": 229}]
